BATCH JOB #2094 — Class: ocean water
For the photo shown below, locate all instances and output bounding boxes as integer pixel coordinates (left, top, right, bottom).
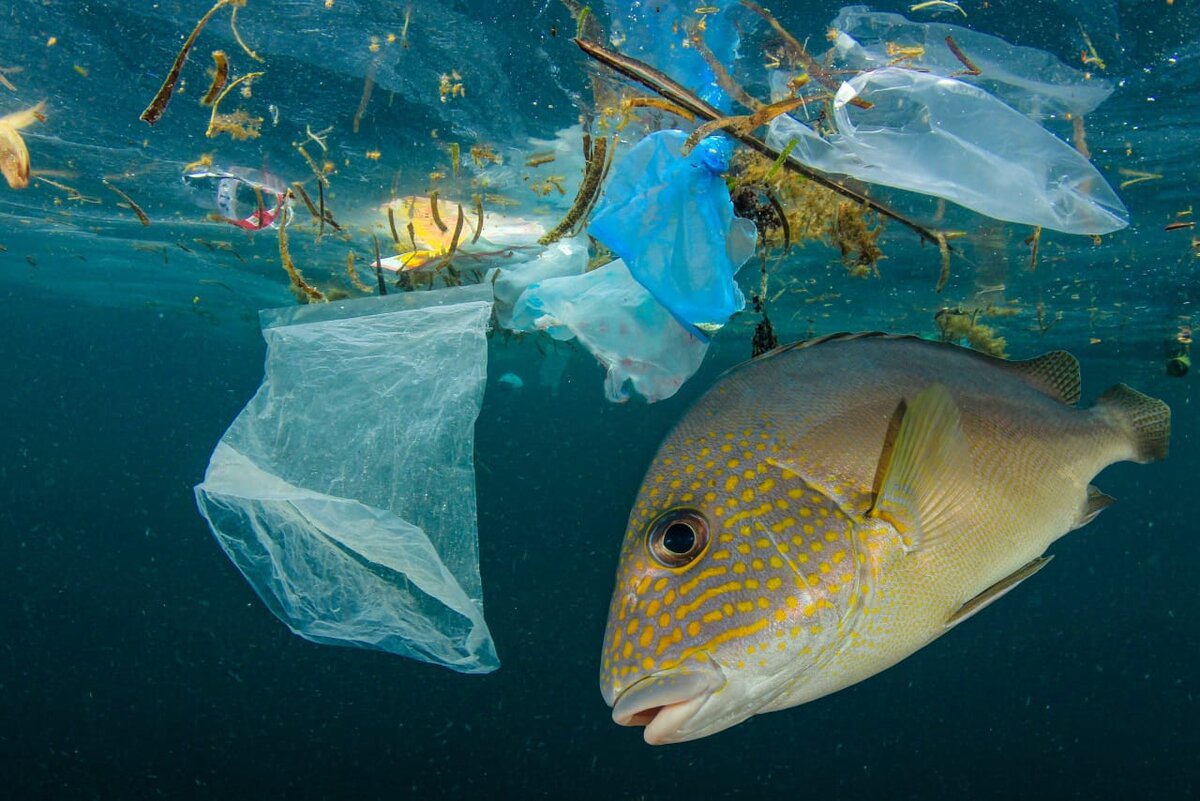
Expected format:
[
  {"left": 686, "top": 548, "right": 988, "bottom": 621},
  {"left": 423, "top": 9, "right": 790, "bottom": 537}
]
[{"left": 2, "top": 0, "right": 1197, "bottom": 798}]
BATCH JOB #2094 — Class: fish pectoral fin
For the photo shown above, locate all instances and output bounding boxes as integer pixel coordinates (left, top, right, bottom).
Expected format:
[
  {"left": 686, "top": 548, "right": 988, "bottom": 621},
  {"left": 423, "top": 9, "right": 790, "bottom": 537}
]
[
  {"left": 1072, "top": 485, "right": 1115, "bottom": 531},
  {"left": 945, "top": 555, "right": 1054, "bottom": 628},
  {"left": 869, "top": 383, "right": 973, "bottom": 554}
]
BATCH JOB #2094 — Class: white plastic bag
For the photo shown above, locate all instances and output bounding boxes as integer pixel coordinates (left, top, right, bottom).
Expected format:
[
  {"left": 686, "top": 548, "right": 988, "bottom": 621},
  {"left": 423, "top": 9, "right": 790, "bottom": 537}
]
[
  {"left": 829, "top": 6, "right": 1114, "bottom": 118},
  {"left": 511, "top": 259, "right": 707, "bottom": 403},
  {"left": 195, "top": 285, "right": 498, "bottom": 673},
  {"left": 767, "top": 67, "right": 1127, "bottom": 234}
]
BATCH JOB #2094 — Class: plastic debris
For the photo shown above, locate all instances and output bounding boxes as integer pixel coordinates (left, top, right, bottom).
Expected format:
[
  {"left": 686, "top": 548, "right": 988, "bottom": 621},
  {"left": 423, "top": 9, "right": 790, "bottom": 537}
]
[
  {"left": 589, "top": 130, "right": 758, "bottom": 331},
  {"left": 194, "top": 285, "right": 498, "bottom": 674},
  {"left": 604, "top": 0, "right": 741, "bottom": 112},
  {"left": 829, "top": 6, "right": 1114, "bottom": 119},
  {"left": 492, "top": 236, "right": 588, "bottom": 330},
  {"left": 766, "top": 67, "right": 1128, "bottom": 235},
  {"left": 377, "top": 194, "right": 547, "bottom": 272},
  {"left": 184, "top": 166, "right": 288, "bottom": 230},
  {"left": 511, "top": 258, "right": 708, "bottom": 403}
]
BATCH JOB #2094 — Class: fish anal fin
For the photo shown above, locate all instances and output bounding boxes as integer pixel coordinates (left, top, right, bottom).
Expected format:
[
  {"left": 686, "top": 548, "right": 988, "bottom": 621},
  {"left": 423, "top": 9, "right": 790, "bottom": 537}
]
[
  {"left": 946, "top": 555, "right": 1053, "bottom": 629},
  {"left": 869, "top": 383, "right": 974, "bottom": 554},
  {"left": 1009, "top": 350, "right": 1081, "bottom": 406},
  {"left": 1072, "top": 485, "right": 1115, "bottom": 531}
]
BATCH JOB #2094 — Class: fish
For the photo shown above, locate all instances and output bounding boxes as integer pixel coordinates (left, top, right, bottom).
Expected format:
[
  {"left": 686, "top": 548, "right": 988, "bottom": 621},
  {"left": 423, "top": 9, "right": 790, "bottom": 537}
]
[{"left": 600, "top": 333, "right": 1170, "bottom": 744}]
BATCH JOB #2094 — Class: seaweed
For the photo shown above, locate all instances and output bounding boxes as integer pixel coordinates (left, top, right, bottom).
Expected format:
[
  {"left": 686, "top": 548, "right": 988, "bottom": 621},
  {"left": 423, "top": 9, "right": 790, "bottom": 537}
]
[
  {"left": 103, "top": 180, "right": 150, "bottom": 226},
  {"left": 206, "top": 71, "right": 265, "bottom": 140},
  {"left": 538, "top": 133, "right": 610, "bottom": 245},
  {"left": 944, "top": 36, "right": 980, "bottom": 75},
  {"left": 429, "top": 191, "right": 447, "bottom": 232},
  {"left": 200, "top": 51, "right": 229, "bottom": 105},
  {"left": 935, "top": 307, "right": 1007, "bottom": 357},
  {"left": 278, "top": 194, "right": 327, "bottom": 303},
  {"left": 353, "top": 59, "right": 377, "bottom": 134},
  {"left": 344, "top": 251, "right": 372, "bottom": 293},
  {"left": 472, "top": 194, "right": 484, "bottom": 244},
  {"left": 682, "top": 96, "right": 804, "bottom": 157},
  {"left": 141, "top": 0, "right": 229, "bottom": 125},
  {"left": 372, "top": 235, "right": 388, "bottom": 295},
  {"left": 229, "top": 4, "right": 263, "bottom": 62},
  {"left": 910, "top": 1, "right": 966, "bottom": 17}
]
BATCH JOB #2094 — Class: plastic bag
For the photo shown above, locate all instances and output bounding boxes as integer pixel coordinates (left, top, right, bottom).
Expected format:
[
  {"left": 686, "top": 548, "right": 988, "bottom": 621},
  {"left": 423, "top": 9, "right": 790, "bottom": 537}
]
[
  {"left": 492, "top": 236, "right": 588, "bottom": 330},
  {"left": 511, "top": 259, "right": 707, "bottom": 403},
  {"left": 766, "top": 68, "right": 1127, "bottom": 235},
  {"left": 829, "top": 6, "right": 1114, "bottom": 118},
  {"left": 589, "top": 131, "right": 758, "bottom": 331},
  {"left": 194, "top": 285, "right": 498, "bottom": 674},
  {"left": 604, "top": 0, "right": 741, "bottom": 112}
]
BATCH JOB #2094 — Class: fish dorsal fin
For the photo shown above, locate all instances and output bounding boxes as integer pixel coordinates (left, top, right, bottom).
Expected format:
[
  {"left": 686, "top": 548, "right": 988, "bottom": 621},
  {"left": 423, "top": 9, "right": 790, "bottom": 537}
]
[
  {"left": 1072, "top": 485, "right": 1115, "bottom": 531},
  {"left": 869, "top": 383, "right": 974, "bottom": 553},
  {"left": 1008, "top": 350, "right": 1081, "bottom": 406},
  {"left": 945, "top": 555, "right": 1053, "bottom": 628}
]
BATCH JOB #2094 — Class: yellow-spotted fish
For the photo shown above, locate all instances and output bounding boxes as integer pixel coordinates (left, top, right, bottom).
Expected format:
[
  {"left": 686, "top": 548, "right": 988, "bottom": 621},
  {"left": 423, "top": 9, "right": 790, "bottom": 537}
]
[{"left": 601, "top": 333, "right": 1170, "bottom": 744}]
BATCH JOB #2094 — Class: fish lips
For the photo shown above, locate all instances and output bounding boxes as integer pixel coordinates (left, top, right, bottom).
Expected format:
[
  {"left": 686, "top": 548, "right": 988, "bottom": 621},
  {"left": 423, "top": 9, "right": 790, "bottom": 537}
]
[{"left": 609, "top": 661, "right": 727, "bottom": 745}]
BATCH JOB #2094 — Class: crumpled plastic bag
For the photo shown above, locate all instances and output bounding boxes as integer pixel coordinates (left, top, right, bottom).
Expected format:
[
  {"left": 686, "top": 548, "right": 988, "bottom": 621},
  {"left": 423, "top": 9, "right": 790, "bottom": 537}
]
[
  {"left": 589, "top": 131, "right": 758, "bottom": 331},
  {"left": 766, "top": 67, "right": 1127, "bottom": 235},
  {"left": 492, "top": 236, "right": 588, "bottom": 330},
  {"left": 194, "top": 285, "right": 498, "bottom": 674},
  {"left": 510, "top": 259, "right": 707, "bottom": 403},
  {"left": 604, "top": 0, "right": 741, "bottom": 112},
  {"left": 829, "top": 6, "right": 1114, "bottom": 119}
]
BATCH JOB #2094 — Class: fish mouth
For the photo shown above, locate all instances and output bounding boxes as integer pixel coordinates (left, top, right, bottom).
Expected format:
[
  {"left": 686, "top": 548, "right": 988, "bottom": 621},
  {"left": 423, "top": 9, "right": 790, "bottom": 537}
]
[{"left": 609, "top": 663, "right": 726, "bottom": 745}]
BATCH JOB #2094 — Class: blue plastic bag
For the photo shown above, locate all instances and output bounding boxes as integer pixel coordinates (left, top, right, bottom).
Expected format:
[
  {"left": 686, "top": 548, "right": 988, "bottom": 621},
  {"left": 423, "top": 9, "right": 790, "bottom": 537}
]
[{"left": 589, "top": 131, "right": 758, "bottom": 332}]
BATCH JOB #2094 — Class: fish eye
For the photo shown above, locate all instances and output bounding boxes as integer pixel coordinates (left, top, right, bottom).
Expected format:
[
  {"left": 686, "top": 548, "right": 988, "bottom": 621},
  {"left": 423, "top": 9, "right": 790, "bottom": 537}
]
[{"left": 646, "top": 508, "right": 709, "bottom": 568}]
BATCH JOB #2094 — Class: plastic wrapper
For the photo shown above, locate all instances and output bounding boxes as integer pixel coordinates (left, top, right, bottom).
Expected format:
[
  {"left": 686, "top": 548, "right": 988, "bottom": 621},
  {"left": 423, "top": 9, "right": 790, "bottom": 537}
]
[
  {"left": 766, "top": 68, "right": 1128, "bottom": 235},
  {"left": 589, "top": 131, "right": 758, "bottom": 331},
  {"left": 829, "top": 6, "right": 1114, "bottom": 118},
  {"left": 194, "top": 285, "right": 498, "bottom": 674},
  {"left": 183, "top": 166, "right": 290, "bottom": 230},
  {"left": 511, "top": 259, "right": 707, "bottom": 403}
]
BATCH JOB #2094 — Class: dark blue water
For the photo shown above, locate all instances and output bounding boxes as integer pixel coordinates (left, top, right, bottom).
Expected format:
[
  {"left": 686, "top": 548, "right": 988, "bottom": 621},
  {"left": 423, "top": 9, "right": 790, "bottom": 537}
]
[{"left": 3, "top": 0, "right": 1199, "bottom": 797}]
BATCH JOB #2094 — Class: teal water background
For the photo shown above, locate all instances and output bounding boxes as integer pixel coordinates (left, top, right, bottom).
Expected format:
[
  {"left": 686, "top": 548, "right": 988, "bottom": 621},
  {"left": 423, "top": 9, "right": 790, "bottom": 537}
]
[{"left": 2, "top": 0, "right": 1198, "bottom": 797}]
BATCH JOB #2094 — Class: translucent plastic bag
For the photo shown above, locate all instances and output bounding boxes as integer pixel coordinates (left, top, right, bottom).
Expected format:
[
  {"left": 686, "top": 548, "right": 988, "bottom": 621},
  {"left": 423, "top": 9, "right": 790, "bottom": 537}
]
[
  {"left": 511, "top": 259, "right": 707, "bottom": 403},
  {"left": 194, "top": 285, "right": 498, "bottom": 673},
  {"left": 492, "top": 236, "right": 588, "bottom": 330},
  {"left": 829, "top": 6, "right": 1114, "bottom": 118},
  {"left": 589, "top": 131, "right": 758, "bottom": 331},
  {"left": 766, "top": 68, "right": 1128, "bottom": 235},
  {"left": 604, "top": 0, "right": 741, "bottom": 111}
]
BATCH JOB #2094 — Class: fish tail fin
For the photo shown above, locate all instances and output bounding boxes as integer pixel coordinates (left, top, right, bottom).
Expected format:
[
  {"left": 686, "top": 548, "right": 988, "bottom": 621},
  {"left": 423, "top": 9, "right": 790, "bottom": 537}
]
[{"left": 1097, "top": 383, "right": 1170, "bottom": 463}]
